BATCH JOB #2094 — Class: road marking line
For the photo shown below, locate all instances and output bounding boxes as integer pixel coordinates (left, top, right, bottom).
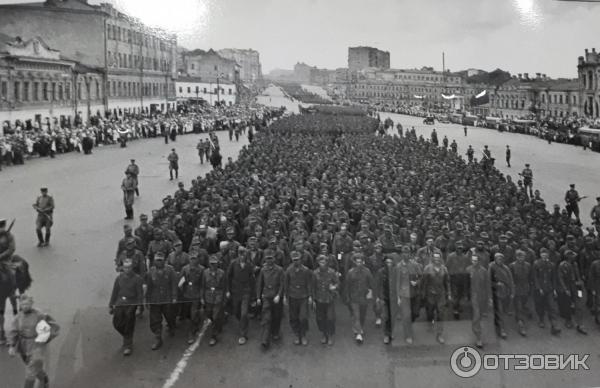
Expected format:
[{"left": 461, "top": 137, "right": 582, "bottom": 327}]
[{"left": 162, "top": 319, "right": 211, "bottom": 388}]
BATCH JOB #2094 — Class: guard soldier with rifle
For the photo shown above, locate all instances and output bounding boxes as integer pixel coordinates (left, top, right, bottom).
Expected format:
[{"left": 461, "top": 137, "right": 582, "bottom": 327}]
[{"left": 565, "top": 183, "right": 586, "bottom": 224}]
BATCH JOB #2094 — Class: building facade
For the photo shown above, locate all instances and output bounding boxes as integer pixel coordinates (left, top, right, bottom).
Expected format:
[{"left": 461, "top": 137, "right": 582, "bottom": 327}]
[
  {"left": 176, "top": 77, "right": 237, "bottom": 106},
  {"left": 183, "top": 49, "right": 239, "bottom": 83},
  {"left": 0, "top": 0, "right": 177, "bottom": 125},
  {"left": 0, "top": 35, "right": 104, "bottom": 127},
  {"left": 578, "top": 48, "right": 600, "bottom": 119},
  {"left": 348, "top": 46, "right": 390, "bottom": 72},
  {"left": 217, "top": 48, "right": 262, "bottom": 83}
]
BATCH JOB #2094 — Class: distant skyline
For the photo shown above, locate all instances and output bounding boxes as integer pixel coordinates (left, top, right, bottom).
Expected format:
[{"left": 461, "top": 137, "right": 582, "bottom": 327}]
[{"left": 2, "top": 0, "right": 600, "bottom": 77}]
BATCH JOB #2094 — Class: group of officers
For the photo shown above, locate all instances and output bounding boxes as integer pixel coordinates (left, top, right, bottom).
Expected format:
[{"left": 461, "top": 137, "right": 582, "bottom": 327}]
[{"left": 107, "top": 111, "right": 600, "bottom": 358}]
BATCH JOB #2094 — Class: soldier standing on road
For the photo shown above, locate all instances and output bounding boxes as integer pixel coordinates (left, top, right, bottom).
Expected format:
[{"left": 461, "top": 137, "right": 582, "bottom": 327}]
[
  {"left": 557, "top": 250, "right": 587, "bottom": 335},
  {"left": 202, "top": 255, "right": 226, "bottom": 346},
  {"left": 256, "top": 253, "right": 284, "bottom": 350},
  {"left": 285, "top": 251, "right": 313, "bottom": 346},
  {"left": 121, "top": 171, "right": 136, "bottom": 220},
  {"left": 489, "top": 253, "right": 514, "bottom": 339},
  {"left": 422, "top": 253, "right": 450, "bottom": 344},
  {"left": 313, "top": 254, "right": 339, "bottom": 346},
  {"left": 565, "top": 183, "right": 584, "bottom": 224},
  {"left": 226, "top": 247, "right": 255, "bottom": 345},
  {"left": 345, "top": 254, "right": 374, "bottom": 344},
  {"left": 532, "top": 248, "right": 561, "bottom": 335},
  {"left": 505, "top": 145, "right": 511, "bottom": 167},
  {"left": 180, "top": 253, "right": 205, "bottom": 344},
  {"left": 125, "top": 159, "right": 140, "bottom": 196},
  {"left": 466, "top": 145, "right": 474, "bottom": 164},
  {"left": 590, "top": 197, "right": 600, "bottom": 230},
  {"left": 8, "top": 294, "right": 60, "bottom": 388},
  {"left": 520, "top": 164, "right": 533, "bottom": 198},
  {"left": 395, "top": 250, "right": 421, "bottom": 345},
  {"left": 509, "top": 250, "right": 531, "bottom": 337},
  {"left": 109, "top": 258, "right": 143, "bottom": 356},
  {"left": 145, "top": 252, "right": 178, "bottom": 350},
  {"left": 196, "top": 139, "right": 205, "bottom": 164},
  {"left": 467, "top": 255, "right": 489, "bottom": 348},
  {"left": 167, "top": 148, "right": 179, "bottom": 181},
  {"left": 32, "top": 188, "right": 54, "bottom": 247}
]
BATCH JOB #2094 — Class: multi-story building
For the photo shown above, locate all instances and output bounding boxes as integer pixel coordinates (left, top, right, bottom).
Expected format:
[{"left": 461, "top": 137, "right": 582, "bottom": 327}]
[
  {"left": 0, "top": 34, "right": 104, "bottom": 127},
  {"left": 348, "top": 46, "right": 390, "bottom": 72},
  {"left": 293, "top": 62, "right": 313, "bottom": 84},
  {"left": 347, "top": 67, "right": 465, "bottom": 109},
  {"left": 183, "top": 49, "right": 240, "bottom": 83},
  {"left": 0, "top": 0, "right": 177, "bottom": 125},
  {"left": 176, "top": 76, "right": 237, "bottom": 107},
  {"left": 217, "top": 48, "right": 262, "bottom": 83},
  {"left": 578, "top": 48, "right": 600, "bottom": 119}
]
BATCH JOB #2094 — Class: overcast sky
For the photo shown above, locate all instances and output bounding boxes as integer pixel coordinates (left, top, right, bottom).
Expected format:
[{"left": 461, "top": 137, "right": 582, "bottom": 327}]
[{"left": 2, "top": 0, "right": 600, "bottom": 77}]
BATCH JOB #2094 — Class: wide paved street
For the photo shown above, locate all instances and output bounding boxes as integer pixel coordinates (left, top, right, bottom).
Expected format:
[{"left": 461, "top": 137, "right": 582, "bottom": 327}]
[
  {"left": 1, "top": 109, "right": 600, "bottom": 388},
  {"left": 379, "top": 112, "right": 600, "bottom": 229}
]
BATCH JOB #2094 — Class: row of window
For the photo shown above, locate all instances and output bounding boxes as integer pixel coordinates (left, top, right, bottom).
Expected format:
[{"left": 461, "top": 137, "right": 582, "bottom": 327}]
[
  {"left": 106, "top": 23, "right": 171, "bottom": 52},
  {"left": 107, "top": 51, "right": 171, "bottom": 72},
  {"left": 392, "top": 74, "right": 460, "bottom": 83},
  {"left": 0, "top": 80, "right": 101, "bottom": 102},
  {"left": 178, "top": 86, "right": 233, "bottom": 95},
  {"left": 540, "top": 94, "right": 577, "bottom": 105},
  {"left": 353, "top": 84, "right": 459, "bottom": 93},
  {"left": 108, "top": 80, "right": 174, "bottom": 98}
]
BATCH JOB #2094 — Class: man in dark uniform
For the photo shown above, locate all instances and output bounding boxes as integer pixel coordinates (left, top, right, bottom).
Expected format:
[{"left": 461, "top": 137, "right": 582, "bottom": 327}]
[
  {"left": 422, "top": 253, "right": 450, "bottom": 344},
  {"left": 395, "top": 250, "right": 421, "bottom": 344},
  {"left": 466, "top": 145, "right": 474, "bottom": 163},
  {"left": 226, "top": 247, "right": 255, "bottom": 345},
  {"left": 145, "top": 252, "right": 178, "bottom": 350},
  {"left": 489, "top": 253, "right": 514, "bottom": 339},
  {"left": 520, "top": 164, "right": 533, "bottom": 198},
  {"left": 121, "top": 172, "right": 136, "bottom": 220},
  {"left": 313, "top": 254, "right": 339, "bottom": 345},
  {"left": 565, "top": 184, "right": 583, "bottom": 224},
  {"left": 180, "top": 254, "right": 205, "bottom": 344},
  {"left": 532, "top": 248, "right": 561, "bottom": 335},
  {"left": 125, "top": 159, "right": 140, "bottom": 196},
  {"left": 590, "top": 197, "right": 600, "bottom": 231},
  {"left": 8, "top": 294, "right": 60, "bottom": 388},
  {"left": 202, "top": 255, "right": 226, "bottom": 346},
  {"left": 256, "top": 252, "right": 284, "bottom": 349},
  {"left": 134, "top": 214, "right": 154, "bottom": 255},
  {"left": 33, "top": 188, "right": 54, "bottom": 247},
  {"left": 285, "top": 251, "right": 313, "bottom": 346},
  {"left": 510, "top": 250, "right": 531, "bottom": 336},
  {"left": 109, "top": 258, "right": 144, "bottom": 355},
  {"left": 557, "top": 250, "right": 587, "bottom": 334},
  {"left": 167, "top": 148, "right": 179, "bottom": 180},
  {"left": 505, "top": 145, "right": 511, "bottom": 167}
]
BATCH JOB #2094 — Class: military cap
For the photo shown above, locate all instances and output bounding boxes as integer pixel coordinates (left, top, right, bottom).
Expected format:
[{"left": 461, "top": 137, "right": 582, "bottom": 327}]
[
  {"left": 539, "top": 247, "right": 549, "bottom": 254},
  {"left": 374, "top": 241, "right": 383, "bottom": 248},
  {"left": 248, "top": 236, "right": 257, "bottom": 242},
  {"left": 290, "top": 251, "right": 301, "bottom": 260},
  {"left": 570, "top": 184, "right": 575, "bottom": 188},
  {"left": 564, "top": 250, "right": 576, "bottom": 257},
  {"left": 0, "top": 219, "right": 6, "bottom": 228},
  {"left": 139, "top": 214, "right": 148, "bottom": 220},
  {"left": 155, "top": 252, "right": 166, "bottom": 260},
  {"left": 269, "top": 236, "right": 277, "bottom": 243},
  {"left": 226, "top": 226, "right": 235, "bottom": 233},
  {"left": 209, "top": 255, "right": 219, "bottom": 264},
  {"left": 494, "top": 253, "right": 504, "bottom": 259},
  {"left": 125, "top": 237, "right": 137, "bottom": 247},
  {"left": 40, "top": 187, "right": 48, "bottom": 192},
  {"left": 352, "top": 240, "right": 362, "bottom": 247}
]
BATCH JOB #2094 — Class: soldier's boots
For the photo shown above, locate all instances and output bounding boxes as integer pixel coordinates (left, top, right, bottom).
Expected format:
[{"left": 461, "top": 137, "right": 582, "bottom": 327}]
[
  {"left": 44, "top": 231, "right": 51, "bottom": 247},
  {"left": 36, "top": 230, "right": 44, "bottom": 247},
  {"left": 151, "top": 336, "right": 163, "bottom": 350},
  {"left": 0, "top": 329, "right": 6, "bottom": 346}
]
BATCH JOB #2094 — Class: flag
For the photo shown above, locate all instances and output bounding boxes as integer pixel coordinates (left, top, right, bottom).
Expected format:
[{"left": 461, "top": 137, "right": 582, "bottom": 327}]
[{"left": 471, "top": 90, "right": 490, "bottom": 106}]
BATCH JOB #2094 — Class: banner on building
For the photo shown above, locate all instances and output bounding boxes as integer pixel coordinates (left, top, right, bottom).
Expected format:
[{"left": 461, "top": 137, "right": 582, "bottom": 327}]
[{"left": 471, "top": 89, "right": 490, "bottom": 106}]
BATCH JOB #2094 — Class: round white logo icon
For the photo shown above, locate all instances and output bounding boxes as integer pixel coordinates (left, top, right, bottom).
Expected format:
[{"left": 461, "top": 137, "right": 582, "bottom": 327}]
[{"left": 450, "top": 346, "right": 482, "bottom": 378}]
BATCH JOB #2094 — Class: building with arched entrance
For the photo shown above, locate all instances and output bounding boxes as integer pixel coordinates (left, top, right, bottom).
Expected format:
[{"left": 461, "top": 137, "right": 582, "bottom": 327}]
[{"left": 578, "top": 48, "right": 600, "bottom": 119}]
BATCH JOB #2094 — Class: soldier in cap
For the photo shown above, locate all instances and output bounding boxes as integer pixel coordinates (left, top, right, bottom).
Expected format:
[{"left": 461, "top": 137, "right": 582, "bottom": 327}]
[
  {"left": 179, "top": 252, "right": 205, "bottom": 344},
  {"left": 202, "top": 255, "right": 226, "bottom": 346},
  {"left": 556, "top": 250, "right": 587, "bottom": 334},
  {"left": 32, "top": 187, "right": 54, "bottom": 247},
  {"left": 416, "top": 236, "right": 441, "bottom": 268},
  {"left": 345, "top": 253, "right": 374, "bottom": 344},
  {"left": 520, "top": 163, "right": 533, "bottom": 197},
  {"left": 115, "top": 224, "right": 142, "bottom": 260},
  {"left": 167, "top": 148, "right": 179, "bottom": 180},
  {"left": 395, "top": 247, "right": 422, "bottom": 344},
  {"left": 590, "top": 197, "right": 600, "bottom": 230},
  {"left": 121, "top": 171, "right": 136, "bottom": 220},
  {"left": 226, "top": 246, "right": 255, "bottom": 345},
  {"left": 125, "top": 159, "right": 140, "bottom": 196},
  {"left": 375, "top": 252, "right": 398, "bottom": 344},
  {"left": 532, "top": 248, "right": 561, "bottom": 335},
  {"left": 109, "top": 258, "right": 144, "bottom": 355},
  {"left": 467, "top": 254, "right": 489, "bottom": 348},
  {"left": 313, "top": 254, "right": 339, "bottom": 345},
  {"left": 134, "top": 214, "right": 154, "bottom": 255},
  {"left": 285, "top": 251, "right": 313, "bottom": 345},
  {"left": 145, "top": 252, "right": 178, "bottom": 350},
  {"left": 510, "top": 250, "right": 532, "bottom": 336},
  {"left": 422, "top": 252, "right": 450, "bottom": 344},
  {"left": 256, "top": 251, "right": 284, "bottom": 349},
  {"left": 8, "top": 294, "right": 60, "bottom": 388},
  {"left": 564, "top": 184, "right": 583, "bottom": 224},
  {"left": 489, "top": 253, "right": 514, "bottom": 339}
]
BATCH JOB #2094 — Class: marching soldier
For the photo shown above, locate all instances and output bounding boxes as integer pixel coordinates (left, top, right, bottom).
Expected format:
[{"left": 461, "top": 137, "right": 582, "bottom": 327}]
[
  {"left": 109, "top": 259, "right": 143, "bottom": 355},
  {"left": 168, "top": 148, "right": 179, "bottom": 181},
  {"left": 33, "top": 188, "right": 54, "bottom": 247},
  {"left": 8, "top": 294, "right": 60, "bottom": 388},
  {"left": 202, "top": 255, "right": 226, "bottom": 346},
  {"left": 256, "top": 252, "right": 284, "bottom": 350},
  {"left": 489, "top": 253, "right": 514, "bottom": 339},
  {"left": 466, "top": 145, "right": 474, "bottom": 163},
  {"left": 145, "top": 252, "right": 178, "bottom": 350},
  {"left": 520, "top": 163, "right": 533, "bottom": 197},
  {"left": 376, "top": 254, "right": 397, "bottom": 345},
  {"left": 125, "top": 159, "right": 140, "bottom": 196},
  {"left": 590, "top": 197, "right": 600, "bottom": 230},
  {"left": 467, "top": 255, "right": 489, "bottom": 348},
  {"left": 565, "top": 184, "right": 584, "bottom": 224},
  {"left": 422, "top": 253, "right": 450, "bottom": 344},
  {"left": 284, "top": 251, "right": 313, "bottom": 346},
  {"left": 313, "top": 254, "right": 339, "bottom": 345},
  {"left": 226, "top": 247, "right": 255, "bottom": 345},
  {"left": 121, "top": 171, "right": 136, "bottom": 220},
  {"left": 505, "top": 145, "right": 511, "bottom": 167},
  {"left": 532, "top": 248, "right": 561, "bottom": 335},
  {"left": 395, "top": 249, "right": 421, "bottom": 344},
  {"left": 179, "top": 254, "right": 205, "bottom": 344},
  {"left": 509, "top": 250, "right": 532, "bottom": 336},
  {"left": 557, "top": 250, "right": 587, "bottom": 334},
  {"left": 446, "top": 240, "right": 471, "bottom": 319}
]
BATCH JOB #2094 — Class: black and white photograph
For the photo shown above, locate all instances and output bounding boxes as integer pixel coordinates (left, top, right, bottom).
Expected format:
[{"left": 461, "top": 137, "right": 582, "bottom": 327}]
[{"left": 1, "top": 0, "right": 600, "bottom": 387}]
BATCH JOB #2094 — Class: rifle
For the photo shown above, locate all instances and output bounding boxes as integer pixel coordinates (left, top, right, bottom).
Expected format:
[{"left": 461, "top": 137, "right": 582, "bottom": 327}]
[{"left": 7, "top": 218, "right": 15, "bottom": 233}]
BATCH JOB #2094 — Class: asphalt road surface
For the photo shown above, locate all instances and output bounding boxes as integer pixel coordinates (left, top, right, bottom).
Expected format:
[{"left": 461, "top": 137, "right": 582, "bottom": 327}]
[{"left": 1, "top": 114, "right": 600, "bottom": 388}]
